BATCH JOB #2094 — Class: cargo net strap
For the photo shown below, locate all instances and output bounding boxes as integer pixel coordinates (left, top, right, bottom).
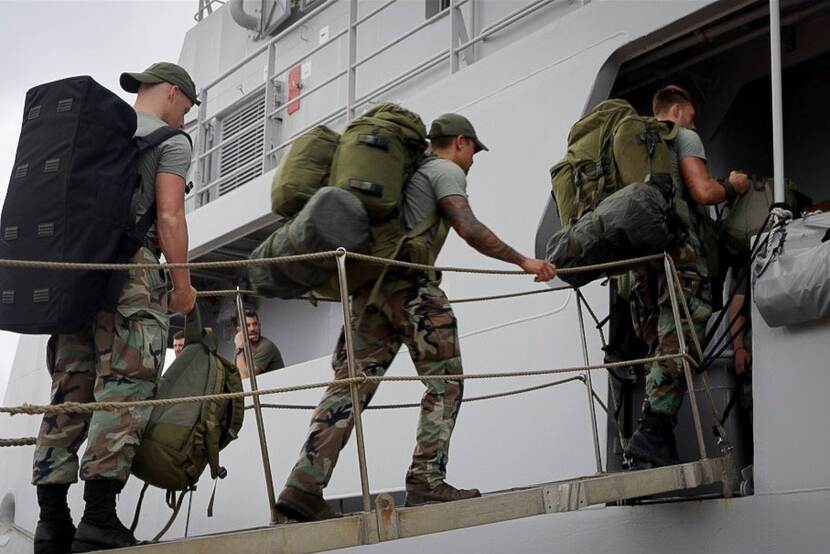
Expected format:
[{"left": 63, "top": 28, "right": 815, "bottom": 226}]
[{"left": 0, "top": 252, "right": 726, "bottom": 447}]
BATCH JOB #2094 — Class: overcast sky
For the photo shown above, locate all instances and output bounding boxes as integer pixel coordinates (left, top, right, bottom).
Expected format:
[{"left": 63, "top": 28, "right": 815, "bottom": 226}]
[{"left": 0, "top": 1, "right": 198, "bottom": 401}]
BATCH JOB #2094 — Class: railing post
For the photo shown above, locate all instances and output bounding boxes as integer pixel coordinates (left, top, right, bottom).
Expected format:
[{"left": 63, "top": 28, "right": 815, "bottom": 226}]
[
  {"left": 575, "top": 290, "right": 603, "bottom": 473},
  {"left": 263, "top": 41, "right": 280, "bottom": 174},
  {"left": 194, "top": 88, "right": 209, "bottom": 207},
  {"left": 335, "top": 249, "right": 372, "bottom": 513},
  {"left": 662, "top": 254, "right": 708, "bottom": 460},
  {"left": 347, "top": 0, "right": 358, "bottom": 119},
  {"left": 235, "top": 287, "right": 280, "bottom": 524},
  {"left": 769, "top": 0, "right": 786, "bottom": 204},
  {"left": 449, "top": 0, "right": 459, "bottom": 74}
]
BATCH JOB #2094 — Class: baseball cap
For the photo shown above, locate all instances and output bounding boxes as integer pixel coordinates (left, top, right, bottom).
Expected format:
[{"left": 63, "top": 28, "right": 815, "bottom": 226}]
[
  {"left": 120, "top": 62, "right": 200, "bottom": 105},
  {"left": 428, "top": 113, "right": 488, "bottom": 152}
]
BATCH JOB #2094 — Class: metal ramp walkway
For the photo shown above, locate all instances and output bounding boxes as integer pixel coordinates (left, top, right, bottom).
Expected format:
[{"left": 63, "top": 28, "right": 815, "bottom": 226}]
[{"left": 121, "top": 456, "right": 735, "bottom": 553}]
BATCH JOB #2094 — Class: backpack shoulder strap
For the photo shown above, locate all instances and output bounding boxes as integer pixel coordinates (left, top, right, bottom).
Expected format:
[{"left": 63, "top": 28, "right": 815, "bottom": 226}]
[
  {"left": 129, "top": 126, "right": 193, "bottom": 253},
  {"left": 135, "top": 126, "right": 193, "bottom": 152}
]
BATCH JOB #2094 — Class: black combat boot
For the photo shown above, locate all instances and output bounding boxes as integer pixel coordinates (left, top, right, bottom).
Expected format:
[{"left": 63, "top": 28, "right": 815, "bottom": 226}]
[
  {"left": 276, "top": 486, "right": 340, "bottom": 522},
  {"left": 70, "top": 480, "right": 139, "bottom": 552},
  {"left": 34, "top": 484, "right": 76, "bottom": 554},
  {"left": 626, "top": 410, "right": 679, "bottom": 469}
]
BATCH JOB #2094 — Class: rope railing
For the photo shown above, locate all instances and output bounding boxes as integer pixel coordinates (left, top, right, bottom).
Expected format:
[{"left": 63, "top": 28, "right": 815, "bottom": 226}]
[
  {"left": 248, "top": 375, "right": 585, "bottom": 411},
  {"left": 0, "top": 355, "right": 689, "bottom": 448},
  {"left": 0, "top": 250, "right": 663, "bottom": 275},
  {"left": 0, "top": 354, "right": 691, "bottom": 419},
  {"left": 197, "top": 285, "right": 571, "bottom": 304}
]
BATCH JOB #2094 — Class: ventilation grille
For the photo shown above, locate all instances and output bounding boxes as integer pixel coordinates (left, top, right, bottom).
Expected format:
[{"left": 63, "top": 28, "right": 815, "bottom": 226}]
[
  {"left": 44, "top": 159, "right": 60, "bottom": 173},
  {"left": 216, "top": 92, "right": 265, "bottom": 197},
  {"left": 4, "top": 227, "right": 18, "bottom": 241},
  {"left": 1, "top": 291, "right": 14, "bottom": 305},
  {"left": 28, "top": 105, "right": 41, "bottom": 120},
  {"left": 33, "top": 288, "right": 50, "bottom": 303},
  {"left": 37, "top": 223, "right": 54, "bottom": 238},
  {"left": 56, "top": 98, "right": 74, "bottom": 113},
  {"left": 14, "top": 164, "right": 28, "bottom": 179}
]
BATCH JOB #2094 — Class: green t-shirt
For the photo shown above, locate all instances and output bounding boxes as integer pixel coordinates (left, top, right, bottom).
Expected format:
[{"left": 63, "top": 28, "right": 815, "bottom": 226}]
[
  {"left": 133, "top": 112, "right": 193, "bottom": 252},
  {"left": 403, "top": 154, "right": 468, "bottom": 247},
  {"left": 671, "top": 127, "right": 708, "bottom": 246},
  {"left": 670, "top": 127, "right": 707, "bottom": 188},
  {"left": 251, "top": 336, "right": 285, "bottom": 374}
]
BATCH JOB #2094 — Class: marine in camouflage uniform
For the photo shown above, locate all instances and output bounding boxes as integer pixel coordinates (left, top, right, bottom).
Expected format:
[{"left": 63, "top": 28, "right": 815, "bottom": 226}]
[
  {"left": 625, "top": 85, "right": 750, "bottom": 468},
  {"left": 629, "top": 241, "right": 712, "bottom": 417},
  {"left": 285, "top": 275, "right": 463, "bottom": 497},
  {"left": 32, "top": 62, "right": 198, "bottom": 554},
  {"left": 32, "top": 247, "right": 168, "bottom": 485}
]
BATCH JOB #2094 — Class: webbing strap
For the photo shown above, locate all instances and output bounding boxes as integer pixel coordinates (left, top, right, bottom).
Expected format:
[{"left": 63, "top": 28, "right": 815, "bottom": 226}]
[
  {"left": 131, "top": 126, "right": 193, "bottom": 252},
  {"left": 129, "top": 481, "right": 151, "bottom": 533},
  {"left": 153, "top": 490, "right": 187, "bottom": 542},
  {"left": 362, "top": 211, "right": 440, "bottom": 314}
]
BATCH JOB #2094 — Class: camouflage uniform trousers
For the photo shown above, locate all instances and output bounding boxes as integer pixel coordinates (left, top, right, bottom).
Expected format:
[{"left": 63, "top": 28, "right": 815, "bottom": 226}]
[
  {"left": 286, "top": 277, "right": 463, "bottom": 495},
  {"left": 629, "top": 242, "right": 712, "bottom": 417},
  {"left": 32, "top": 247, "right": 169, "bottom": 485}
]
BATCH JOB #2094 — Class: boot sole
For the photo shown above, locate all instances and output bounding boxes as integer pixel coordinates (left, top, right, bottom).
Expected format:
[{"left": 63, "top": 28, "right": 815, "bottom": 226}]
[
  {"left": 70, "top": 539, "right": 140, "bottom": 553},
  {"left": 34, "top": 540, "right": 74, "bottom": 554},
  {"left": 70, "top": 539, "right": 102, "bottom": 553},
  {"left": 404, "top": 491, "right": 481, "bottom": 507}
]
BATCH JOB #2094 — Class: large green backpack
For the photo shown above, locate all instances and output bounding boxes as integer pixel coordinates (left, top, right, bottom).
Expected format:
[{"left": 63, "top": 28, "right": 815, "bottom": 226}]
[
  {"left": 130, "top": 305, "right": 244, "bottom": 537},
  {"left": 329, "top": 103, "right": 427, "bottom": 221},
  {"left": 263, "top": 103, "right": 431, "bottom": 298},
  {"left": 271, "top": 125, "right": 340, "bottom": 218},
  {"left": 550, "top": 99, "right": 679, "bottom": 227}
]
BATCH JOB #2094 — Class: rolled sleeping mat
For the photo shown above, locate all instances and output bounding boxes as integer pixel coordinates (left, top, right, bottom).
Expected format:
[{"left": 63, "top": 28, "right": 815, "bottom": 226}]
[
  {"left": 249, "top": 187, "right": 372, "bottom": 298},
  {"left": 546, "top": 184, "right": 675, "bottom": 287}
]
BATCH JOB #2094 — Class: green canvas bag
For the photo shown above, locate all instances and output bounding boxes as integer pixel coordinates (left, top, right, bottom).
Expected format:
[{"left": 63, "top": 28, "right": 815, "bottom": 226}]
[
  {"left": 271, "top": 125, "right": 340, "bottom": 218},
  {"left": 720, "top": 177, "right": 800, "bottom": 259},
  {"left": 255, "top": 103, "right": 434, "bottom": 299},
  {"left": 550, "top": 99, "right": 679, "bottom": 227},
  {"left": 329, "top": 103, "right": 427, "bottom": 221},
  {"left": 130, "top": 305, "right": 244, "bottom": 538}
]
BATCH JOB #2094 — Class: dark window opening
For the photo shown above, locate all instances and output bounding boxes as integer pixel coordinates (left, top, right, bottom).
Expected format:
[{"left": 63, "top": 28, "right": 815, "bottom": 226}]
[{"left": 425, "top": 0, "right": 451, "bottom": 19}]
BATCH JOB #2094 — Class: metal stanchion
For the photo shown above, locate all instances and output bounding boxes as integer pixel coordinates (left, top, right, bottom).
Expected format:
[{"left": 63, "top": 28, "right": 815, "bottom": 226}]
[
  {"left": 335, "top": 249, "right": 373, "bottom": 513},
  {"left": 662, "top": 255, "right": 708, "bottom": 460},
  {"left": 235, "top": 288, "right": 280, "bottom": 524},
  {"left": 575, "top": 290, "right": 603, "bottom": 473}
]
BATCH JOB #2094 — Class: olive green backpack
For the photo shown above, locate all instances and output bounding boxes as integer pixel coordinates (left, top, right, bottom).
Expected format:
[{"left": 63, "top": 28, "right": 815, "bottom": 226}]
[
  {"left": 550, "top": 98, "right": 681, "bottom": 227},
  {"left": 264, "top": 102, "right": 433, "bottom": 299},
  {"left": 130, "top": 305, "right": 244, "bottom": 539},
  {"left": 271, "top": 125, "right": 340, "bottom": 218}
]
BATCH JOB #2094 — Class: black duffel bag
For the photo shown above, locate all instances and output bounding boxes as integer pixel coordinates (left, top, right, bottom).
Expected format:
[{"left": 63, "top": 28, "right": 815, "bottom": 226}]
[
  {"left": 546, "top": 183, "right": 676, "bottom": 287},
  {"left": 248, "top": 186, "right": 372, "bottom": 298}
]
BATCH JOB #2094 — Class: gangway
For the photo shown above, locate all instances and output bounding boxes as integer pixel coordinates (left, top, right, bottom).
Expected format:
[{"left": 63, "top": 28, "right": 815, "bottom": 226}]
[
  {"left": 0, "top": 248, "right": 741, "bottom": 553},
  {"left": 119, "top": 456, "right": 735, "bottom": 553}
]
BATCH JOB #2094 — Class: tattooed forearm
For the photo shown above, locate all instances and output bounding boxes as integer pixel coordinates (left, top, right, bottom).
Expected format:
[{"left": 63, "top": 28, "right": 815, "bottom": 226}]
[{"left": 438, "top": 195, "right": 525, "bottom": 265}]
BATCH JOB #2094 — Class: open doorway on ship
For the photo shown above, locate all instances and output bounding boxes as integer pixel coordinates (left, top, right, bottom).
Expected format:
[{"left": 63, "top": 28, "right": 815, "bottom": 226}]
[{"left": 595, "top": 0, "right": 830, "bottom": 499}]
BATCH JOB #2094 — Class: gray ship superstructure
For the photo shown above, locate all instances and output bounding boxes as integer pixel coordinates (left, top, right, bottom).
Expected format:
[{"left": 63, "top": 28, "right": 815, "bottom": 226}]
[{"left": 2, "top": 1, "right": 830, "bottom": 552}]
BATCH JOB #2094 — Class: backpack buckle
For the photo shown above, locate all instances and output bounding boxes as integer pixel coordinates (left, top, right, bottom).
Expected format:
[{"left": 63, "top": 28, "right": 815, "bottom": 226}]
[{"left": 358, "top": 133, "right": 389, "bottom": 150}]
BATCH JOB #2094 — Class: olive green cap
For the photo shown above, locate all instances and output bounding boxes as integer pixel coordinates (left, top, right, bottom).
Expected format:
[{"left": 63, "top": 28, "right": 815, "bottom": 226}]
[
  {"left": 120, "top": 62, "right": 200, "bottom": 105},
  {"left": 428, "top": 113, "right": 488, "bottom": 152}
]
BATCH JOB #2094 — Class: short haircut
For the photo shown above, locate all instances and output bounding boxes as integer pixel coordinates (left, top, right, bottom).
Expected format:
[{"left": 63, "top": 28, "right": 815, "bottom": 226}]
[
  {"left": 652, "top": 85, "right": 696, "bottom": 116},
  {"left": 430, "top": 135, "right": 477, "bottom": 152},
  {"left": 429, "top": 136, "right": 456, "bottom": 150},
  {"left": 234, "top": 309, "right": 259, "bottom": 327},
  {"left": 173, "top": 330, "right": 184, "bottom": 340}
]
